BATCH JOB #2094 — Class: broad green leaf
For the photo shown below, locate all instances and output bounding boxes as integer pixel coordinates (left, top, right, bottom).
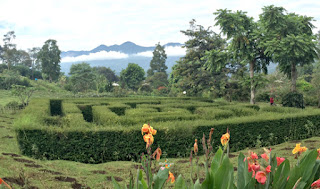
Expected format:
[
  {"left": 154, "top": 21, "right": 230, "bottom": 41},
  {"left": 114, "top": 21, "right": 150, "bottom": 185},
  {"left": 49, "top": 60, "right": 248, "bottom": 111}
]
[
  {"left": 153, "top": 168, "right": 169, "bottom": 189},
  {"left": 237, "top": 153, "right": 253, "bottom": 189},
  {"left": 211, "top": 147, "right": 223, "bottom": 175},
  {"left": 214, "top": 156, "right": 234, "bottom": 189},
  {"left": 273, "top": 159, "right": 290, "bottom": 188},
  {"left": 194, "top": 179, "right": 201, "bottom": 189},
  {"left": 174, "top": 175, "right": 187, "bottom": 189}
]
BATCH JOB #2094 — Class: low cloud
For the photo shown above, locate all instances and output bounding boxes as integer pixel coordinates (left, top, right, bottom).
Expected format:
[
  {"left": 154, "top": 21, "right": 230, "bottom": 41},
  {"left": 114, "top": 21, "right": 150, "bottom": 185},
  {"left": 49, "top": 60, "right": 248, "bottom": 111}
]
[
  {"left": 134, "top": 46, "right": 186, "bottom": 57},
  {"left": 61, "top": 51, "right": 129, "bottom": 63}
]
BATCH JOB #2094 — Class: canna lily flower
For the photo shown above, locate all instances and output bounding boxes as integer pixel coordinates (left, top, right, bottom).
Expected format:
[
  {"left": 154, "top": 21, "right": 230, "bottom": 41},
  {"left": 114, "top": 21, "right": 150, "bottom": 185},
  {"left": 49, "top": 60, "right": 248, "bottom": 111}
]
[
  {"left": 0, "top": 178, "right": 12, "bottom": 189},
  {"left": 255, "top": 171, "right": 267, "bottom": 185},
  {"left": 276, "top": 157, "right": 285, "bottom": 166},
  {"left": 292, "top": 143, "right": 308, "bottom": 155},
  {"left": 152, "top": 147, "right": 162, "bottom": 161},
  {"left": 149, "top": 126, "right": 157, "bottom": 135},
  {"left": 143, "top": 133, "right": 154, "bottom": 148},
  {"left": 209, "top": 128, "right": 214, "bottom": 143},
  {"left": 261, "top": 153, "right": 269, "bottom": 161},
  {"left": 194, "top": 139, "right": 198, "bottom": 154},
  {"left": 167, "top": 171, "right": 175, "bottom": 183},
  {"left": 221, "top": 132, "right": 230, "bottom": 146},
  {"left": 317, "top": 148, "right": 320, "bottom": 159},
  {"left": 311, "top": 178, "right": 320, "bottom": 188},
  {"left": 141, "top": 124, "right": 150, "bottom": 135},
  {"left": 266, "top": 165, "right": 271, "bottom": 173},
  {"left": 250, "top": 152, "right": 258, "bottom": 160}
]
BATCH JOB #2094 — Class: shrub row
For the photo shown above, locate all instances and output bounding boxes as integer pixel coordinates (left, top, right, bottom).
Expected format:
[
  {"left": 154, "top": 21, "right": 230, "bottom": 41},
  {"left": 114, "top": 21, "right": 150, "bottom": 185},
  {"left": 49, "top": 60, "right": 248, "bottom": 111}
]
[{"left": 14, "top": 98, "right": 320, "bottom": 163}]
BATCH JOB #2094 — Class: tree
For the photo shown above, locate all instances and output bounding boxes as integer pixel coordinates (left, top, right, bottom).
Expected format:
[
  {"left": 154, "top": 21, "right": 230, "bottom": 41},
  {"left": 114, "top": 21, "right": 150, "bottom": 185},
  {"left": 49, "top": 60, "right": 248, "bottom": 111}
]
[
  {"left": 146, "top": 72, "right": 168, "bottom": 89},
  {"left": 11, "top": 85, "right": 35, "bottom": 107},
  {"left": 170, "top": 20, "right": 227, "bottom": 96},
  {"left": 1, "top": 31, "right": 17, "bottom": 70},
  {"left": 28, "top": 47, "right": 41, "bottom": 79},
  {"left": 120, "top": 63, "right": 145, "bottom": 90},
  {"left": 212, "top": 9, "right": 271, "bottom": 104},
  {"left": 37, "top": 39, "right": 61, "bottom": 82},
  {"left": 147, "top": 43, "right": 167, "bottom": 76},
  {"left": 260, "top": 5, "right": 318, "bottom": 92},
  {"left": 69, "top": 62, "right": 96, "bottom": 93},
  {"left": 92, "top": 66, "right": 119, "bottom": 82}
]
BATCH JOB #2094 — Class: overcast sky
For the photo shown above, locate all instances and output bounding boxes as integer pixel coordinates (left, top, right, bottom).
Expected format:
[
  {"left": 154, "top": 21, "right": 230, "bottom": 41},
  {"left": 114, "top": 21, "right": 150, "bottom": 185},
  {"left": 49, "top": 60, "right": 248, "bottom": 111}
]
[{"left": 0, "top": 0, "right": 319, "bottom": 51}]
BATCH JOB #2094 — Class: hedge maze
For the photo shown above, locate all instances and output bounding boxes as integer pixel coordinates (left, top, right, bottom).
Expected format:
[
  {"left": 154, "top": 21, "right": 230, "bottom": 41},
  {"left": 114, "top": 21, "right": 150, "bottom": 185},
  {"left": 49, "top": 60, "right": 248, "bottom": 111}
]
[{"left": 15, "top": 97, "right": 320, "bottom": 163}]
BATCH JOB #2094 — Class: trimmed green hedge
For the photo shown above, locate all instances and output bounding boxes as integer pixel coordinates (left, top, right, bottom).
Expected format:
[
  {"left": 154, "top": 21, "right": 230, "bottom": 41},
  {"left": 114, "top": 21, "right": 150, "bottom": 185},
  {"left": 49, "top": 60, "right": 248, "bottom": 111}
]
[{"left": 14, "top": 97, "right": 320, "bottom": 163}]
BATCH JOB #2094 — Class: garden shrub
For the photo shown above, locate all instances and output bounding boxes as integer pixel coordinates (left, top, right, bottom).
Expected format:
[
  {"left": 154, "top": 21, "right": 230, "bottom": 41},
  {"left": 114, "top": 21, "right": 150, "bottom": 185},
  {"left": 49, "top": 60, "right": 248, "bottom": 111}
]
[
  {"left": 282, "top": 92, "right": 305, "bottom": 109},
  {"left": 14, "top": 97, "right": 320, "bottom": 163},
  {"left": 194, "top": 107, "right": 234, "bottom": 120},
  {"left": 50, "top": 100, "right": 63, "bottom": 116}
]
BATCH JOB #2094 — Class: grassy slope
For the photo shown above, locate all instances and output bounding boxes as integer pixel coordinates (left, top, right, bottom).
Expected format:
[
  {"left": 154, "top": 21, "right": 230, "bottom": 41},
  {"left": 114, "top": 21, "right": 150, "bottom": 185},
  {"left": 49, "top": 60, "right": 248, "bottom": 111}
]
[{"left": 1, "top": 109, "right": 320, "bottom": 188}]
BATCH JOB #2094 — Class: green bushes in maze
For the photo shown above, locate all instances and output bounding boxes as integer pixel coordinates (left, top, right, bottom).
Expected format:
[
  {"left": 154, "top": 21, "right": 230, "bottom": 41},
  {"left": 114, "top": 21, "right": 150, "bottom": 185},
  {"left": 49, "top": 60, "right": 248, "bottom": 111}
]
[{"left": 14, "top": 97, "right": 320, "bottom": 163}]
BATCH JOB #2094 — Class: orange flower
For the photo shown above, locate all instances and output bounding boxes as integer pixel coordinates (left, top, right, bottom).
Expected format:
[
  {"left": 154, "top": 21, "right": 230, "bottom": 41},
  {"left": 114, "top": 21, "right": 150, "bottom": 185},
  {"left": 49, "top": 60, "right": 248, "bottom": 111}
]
[
  {"left": 261, "top": 153, "right": 269, "bottom": 161},
  {"left": 194, "top": 139, "right": 198, "bottom": 154},
  {"left": 150, "top": 126, "right": 157, "bottom": 135},
  {"left": 255, "top": 171, "right": 267, "bottom": 185},
  {"left": 312, "top": 178, "right": 320, "bottom": 188},
  {"left": 276, "top": 157, "right": 285, "bottom": 166},
  {"left": 221, "top": 132, "right": 230, "bottom": 146},
  {"left": 141, "top": 124, "right": 150, "bottom": 135},
  {"left": 167, "top": 171, "right": 175, "bottom": 183},
  {"left": 143, "top": 133, "right": 154, "bottom": 148},
  {"left": 292, "top": 143, "right": 307, "bottom": 155},
  {"left": 250, "top": 152, "right": 258, "bottom": 160},
  {"left": 0, "top": 178, "right": 2, "bottom": 185},
  {"left": 266, "top": 165, "right": 271, "bottom": 173},
  {"left": 152, "top": 147, "right": 162, "bottom": 161},
  {"left": 317, "top": 148, "right": 320, "bottom": 159}
]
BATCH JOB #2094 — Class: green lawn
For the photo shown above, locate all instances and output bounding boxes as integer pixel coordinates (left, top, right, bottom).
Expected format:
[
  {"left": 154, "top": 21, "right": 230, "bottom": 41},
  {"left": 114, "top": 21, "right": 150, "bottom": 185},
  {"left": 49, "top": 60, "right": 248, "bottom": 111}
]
[{"left": 1, "top": 108, "right": 320, "bottom": 188}]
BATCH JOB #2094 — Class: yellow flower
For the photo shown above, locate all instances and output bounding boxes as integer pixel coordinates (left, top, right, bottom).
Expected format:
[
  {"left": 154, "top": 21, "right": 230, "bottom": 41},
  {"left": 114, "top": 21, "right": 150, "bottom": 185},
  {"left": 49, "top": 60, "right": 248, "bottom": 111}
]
[
  {"left": 292, "top": 143, "right": 307, "bottom": 155},
  {"left": 167, "top": 171, "right": 175, "bottom": 183},
  {"left": 221, "top": 132, "right": 230, "bottom": 146},
  {"left": 141, "top": 124, "right": 150, "bottom": 135},
  {"left": 143, "top": 133, "right": 154, "bottom": 148},
  {"left": 149, "top": 126, "right": 157, "bottom": 135},
  {"left": 194, "top": 139, "right": 198, "bottom": 154}
]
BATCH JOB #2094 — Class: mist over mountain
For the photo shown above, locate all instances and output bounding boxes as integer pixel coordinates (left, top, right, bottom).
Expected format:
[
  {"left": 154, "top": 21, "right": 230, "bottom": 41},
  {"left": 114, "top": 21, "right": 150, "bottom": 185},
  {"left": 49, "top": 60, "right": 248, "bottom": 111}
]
[{"left": 60, "top": 41, "right": 184, "bottom": 75}]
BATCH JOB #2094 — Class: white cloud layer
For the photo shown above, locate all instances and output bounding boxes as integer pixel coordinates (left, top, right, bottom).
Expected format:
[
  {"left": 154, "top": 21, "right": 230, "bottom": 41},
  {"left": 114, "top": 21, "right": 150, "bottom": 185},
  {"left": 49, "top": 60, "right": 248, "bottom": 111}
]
[
  {"left": 134, "top": 46, "right": 186, "bottom": 57},
  {"left": 0, "top": 0, "right": 319, "bottom": 51},
  {"left": 61, "top": 51, "right": 128, "bottom": 63}
]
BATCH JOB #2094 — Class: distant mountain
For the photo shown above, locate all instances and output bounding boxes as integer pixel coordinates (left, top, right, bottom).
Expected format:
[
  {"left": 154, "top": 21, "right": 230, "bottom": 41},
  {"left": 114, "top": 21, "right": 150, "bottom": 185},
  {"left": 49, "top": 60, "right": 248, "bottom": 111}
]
[{"left": 61, "top": 41, "right": 183, "bottom": 58}]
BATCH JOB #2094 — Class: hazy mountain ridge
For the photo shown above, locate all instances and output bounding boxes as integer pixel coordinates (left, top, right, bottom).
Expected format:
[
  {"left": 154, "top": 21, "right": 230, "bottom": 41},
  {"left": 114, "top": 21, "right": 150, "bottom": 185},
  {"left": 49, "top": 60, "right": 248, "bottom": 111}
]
[{"left": 61, "top": 41, "right": 184, "bottom": 57}]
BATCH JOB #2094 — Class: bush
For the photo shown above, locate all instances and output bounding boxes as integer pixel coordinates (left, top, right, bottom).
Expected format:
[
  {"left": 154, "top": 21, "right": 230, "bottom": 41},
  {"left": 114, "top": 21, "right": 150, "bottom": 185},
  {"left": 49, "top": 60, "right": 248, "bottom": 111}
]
[
  {"left": 282, "top": 92, "right": 305, "bottom": 109},
  {"left": 5, "top": 101, "right": 21, "bottom": 109},
  {"left": 14, "top": 97, "right": 320, "bottom": 163}
]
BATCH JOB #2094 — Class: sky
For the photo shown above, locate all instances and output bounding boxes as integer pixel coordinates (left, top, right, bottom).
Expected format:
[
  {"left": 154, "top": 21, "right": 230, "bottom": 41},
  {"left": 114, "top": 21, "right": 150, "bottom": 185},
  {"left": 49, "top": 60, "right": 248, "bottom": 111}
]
[{"left": 0, "top": 0, "right": 319, "bottom": 52}]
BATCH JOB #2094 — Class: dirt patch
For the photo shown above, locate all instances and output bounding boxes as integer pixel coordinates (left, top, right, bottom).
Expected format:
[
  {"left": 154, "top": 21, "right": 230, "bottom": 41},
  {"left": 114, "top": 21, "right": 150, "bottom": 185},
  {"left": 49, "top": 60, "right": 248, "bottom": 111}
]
[
  {"left": 39, "top": 169, "right": 62, "bottom": 175},
  {"left": 234, "top": 167, "right": 238, "bottom": 171},
  {"left": 133, "top": 164, "right": 143, "bottom": 169},
  {"left": 289, "top": 140, "right": 301, "bottom": 143},
  {"left": 2, "top": 135, "right": 13, "bottom": 139},
  {"left": 107, "top": 176, "right": 123, "bottom": 182},
  {"left": 176, "top": 160, "right": 189, "bottom": 164},
  {"left": 91, "top": 170, "right": 107, "bottom": 174},
  {"left": 305, "top": 140, "right": 318, "bottom": 143},
  {"left": 13, "top": 158, "right": 35, "bottom": 164},
  {"left": 229, "top": 153, "right": 237, "bottom": 158},
  {"left": 281, "top": 147, "right": 292, "bottom": 151},
  {"left": 25, "top": 164, "right": 42, "bottom": 168},
  {"left": 2, "top": 177, "right": 25, "bottom": 186},
  {"left": 2, "top": 153, "right": 21, "bottom": 157},
  {"left": 71, "top": 182, "right": 91, "bottom": 189},
  {"left": 55, "top": 176, "right": 77, "bottom": 183}
]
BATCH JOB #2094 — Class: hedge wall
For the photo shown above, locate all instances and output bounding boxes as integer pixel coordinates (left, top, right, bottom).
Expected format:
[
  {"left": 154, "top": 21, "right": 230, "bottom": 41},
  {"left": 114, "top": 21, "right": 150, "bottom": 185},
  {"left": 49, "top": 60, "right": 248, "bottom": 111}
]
[{"left": 14, "top": 97, "right": 320, "bottom": 163}]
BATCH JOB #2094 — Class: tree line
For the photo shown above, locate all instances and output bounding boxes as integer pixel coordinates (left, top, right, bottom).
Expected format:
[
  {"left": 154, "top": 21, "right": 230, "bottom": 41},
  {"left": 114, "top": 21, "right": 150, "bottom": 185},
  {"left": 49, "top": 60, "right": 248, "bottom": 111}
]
[{"left": 1, "top": 5, "right": 320, "bottom": 106}]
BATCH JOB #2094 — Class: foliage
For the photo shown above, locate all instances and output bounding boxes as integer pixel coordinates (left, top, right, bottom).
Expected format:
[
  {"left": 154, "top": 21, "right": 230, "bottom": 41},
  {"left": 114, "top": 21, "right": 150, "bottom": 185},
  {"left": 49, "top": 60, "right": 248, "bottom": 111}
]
[
  {"left": 120, "top": 63, "right": 145, "bottom": 91},
  {"left": 37, "top": 39, "right": 61, "bottom": 82},
  {"left": 147, "top": 43, "right": 168, "bottom": 77},
  {"left": 15, "top": 98, "right": 320, "bottom": 163},
  {"left": 68, "top": 62, "right": 96, "bottom": 93},
  {"left": 146, "top": 72, "right": 169, "bottom": 90},
  {"left": 282, "top": 92, "right": 305, "bottom": 109},
  {"left": 170, "top": 19, "right": 227, "bottom": 96},
  {"left": 11, "top": 85, "right": 35, "bottom": 107}
]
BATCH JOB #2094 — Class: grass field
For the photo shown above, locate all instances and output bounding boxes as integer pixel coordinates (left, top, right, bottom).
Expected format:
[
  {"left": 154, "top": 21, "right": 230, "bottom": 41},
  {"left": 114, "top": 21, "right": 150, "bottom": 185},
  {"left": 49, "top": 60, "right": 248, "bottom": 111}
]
[{"left": 1, "top": 108, "right": 320, "bottom": 188}]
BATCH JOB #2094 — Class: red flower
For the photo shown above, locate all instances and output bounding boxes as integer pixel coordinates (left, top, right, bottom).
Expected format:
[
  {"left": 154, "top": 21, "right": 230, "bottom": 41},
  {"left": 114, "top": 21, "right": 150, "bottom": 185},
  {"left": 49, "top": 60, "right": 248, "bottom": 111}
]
[
  {"left": 255, "top": 171, "right": 267, "bottom": 185},
  {"left": 276, "top": 157, "right": 285, "bottom": 166},
  {"left": 266, "top": 165, "right": 271, "bottom": 173},
  {"left": 251, "top": 152, "right": 258, "bottom": 160},
  {"left": 261, "top": 153, "right": 269, "bottom": 161},
  {"left": 312, "top": 178, "right": 320, "bottom": 188}
]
